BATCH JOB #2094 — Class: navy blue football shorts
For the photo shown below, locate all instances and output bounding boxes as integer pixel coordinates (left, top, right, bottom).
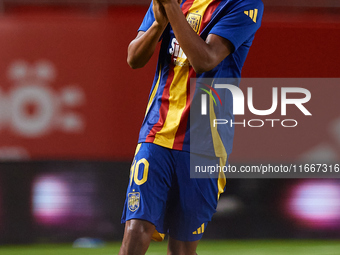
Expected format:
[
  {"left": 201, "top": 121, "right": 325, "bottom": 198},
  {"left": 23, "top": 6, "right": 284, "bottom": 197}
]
[{"left": 121, "top": 142, "right": 227, "bottom": 242}]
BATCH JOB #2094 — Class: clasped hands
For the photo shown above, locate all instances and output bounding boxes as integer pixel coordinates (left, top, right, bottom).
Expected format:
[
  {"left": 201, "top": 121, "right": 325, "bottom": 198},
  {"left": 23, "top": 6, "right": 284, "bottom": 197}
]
[{"left": 153, "top": 0, "right": 182, "bottom": 27}]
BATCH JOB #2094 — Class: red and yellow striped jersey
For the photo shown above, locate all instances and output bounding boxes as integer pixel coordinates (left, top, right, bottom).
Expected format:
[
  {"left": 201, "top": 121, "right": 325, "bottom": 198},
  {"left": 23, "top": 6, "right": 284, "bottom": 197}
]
[{"left": 137, "top": 0, "right": 263, "bottom": 157}]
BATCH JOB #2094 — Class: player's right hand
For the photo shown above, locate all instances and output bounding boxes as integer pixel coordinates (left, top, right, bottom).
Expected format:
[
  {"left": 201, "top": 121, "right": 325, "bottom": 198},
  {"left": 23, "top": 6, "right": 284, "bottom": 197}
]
[{"left": 153, "top": 0, "right": 169, "bottom": 28}]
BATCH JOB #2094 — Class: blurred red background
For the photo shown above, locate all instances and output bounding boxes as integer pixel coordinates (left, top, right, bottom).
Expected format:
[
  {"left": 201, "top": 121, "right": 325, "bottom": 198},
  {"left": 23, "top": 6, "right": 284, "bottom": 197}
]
[{"left": 0, "top": 5, "right": 339, "bottom": 162}]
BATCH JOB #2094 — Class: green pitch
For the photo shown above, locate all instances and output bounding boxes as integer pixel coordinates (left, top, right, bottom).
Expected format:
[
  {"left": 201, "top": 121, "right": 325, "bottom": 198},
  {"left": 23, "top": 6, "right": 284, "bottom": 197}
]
[{"left": 1, "top": 240, "right": 340, "bottom": 255}]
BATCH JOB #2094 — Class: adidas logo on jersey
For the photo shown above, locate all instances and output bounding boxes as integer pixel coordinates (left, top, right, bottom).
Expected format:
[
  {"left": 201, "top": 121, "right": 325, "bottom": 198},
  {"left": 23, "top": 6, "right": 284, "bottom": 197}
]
[
  {"left": 244, "top": 9, "right": 258, "bottom": 23},
  {"left": 193, "top": 223, "right": 205, "bottom": 234}
]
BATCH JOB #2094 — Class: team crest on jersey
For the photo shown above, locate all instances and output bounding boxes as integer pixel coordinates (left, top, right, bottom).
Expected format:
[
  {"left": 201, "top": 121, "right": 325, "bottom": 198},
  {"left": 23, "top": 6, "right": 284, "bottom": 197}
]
[
  {"left": 187, "top": 13, "right": 202, "bottom": 33},
  {"left": 128, "top": 192, "right": 140, "bottom": 212}
]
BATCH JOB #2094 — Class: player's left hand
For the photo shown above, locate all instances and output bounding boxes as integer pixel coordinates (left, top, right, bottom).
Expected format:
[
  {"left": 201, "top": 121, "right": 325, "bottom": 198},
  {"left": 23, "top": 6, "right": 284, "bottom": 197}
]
[{"left": 153, "top": 0, "right": 169, "bottom": 27}]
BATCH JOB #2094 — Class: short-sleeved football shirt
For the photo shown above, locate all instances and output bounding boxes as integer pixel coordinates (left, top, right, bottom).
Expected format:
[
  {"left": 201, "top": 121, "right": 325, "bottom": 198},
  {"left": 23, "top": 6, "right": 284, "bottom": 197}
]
[{"left": 137, "top": 0, "right": 263, "bottom": 158}]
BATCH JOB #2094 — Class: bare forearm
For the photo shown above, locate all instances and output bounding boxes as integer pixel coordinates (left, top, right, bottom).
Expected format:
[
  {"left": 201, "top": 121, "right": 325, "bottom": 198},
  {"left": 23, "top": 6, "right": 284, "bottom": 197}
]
[
  {"left": 163, "top": 2, "right": 217, "bottom": 73},
  {"left": 127, "top": 21, "right": 167, "bottom": 69}
]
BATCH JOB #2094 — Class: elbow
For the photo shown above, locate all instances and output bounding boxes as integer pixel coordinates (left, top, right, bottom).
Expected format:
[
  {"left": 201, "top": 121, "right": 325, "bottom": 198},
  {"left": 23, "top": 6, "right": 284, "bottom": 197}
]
[
  {"left": 191, "top": 50, "right": 229, "bottom": 74},
  {"left": 127, "top": 46, "right": 145, "bottom": 69},
  {"left": 127, "top": 41, "right": 141, "bottom": 69},
  {"left": 128, "top": 62, "right": 140, "bottom": 70},
  {"left": 192, "top": 56, "right": 225, "bottom": 74},
  {"left": 192, "top": 62, "right": 214, "bottom": 74},
  {"left": 191, "top": 55, "right": 217, "bottom": 74},
  {"left": 127, "top": 56, "right": 143, "bottom": 69},
  {"left": 193, "top": 66, "right": 208, "bottom": 74}
]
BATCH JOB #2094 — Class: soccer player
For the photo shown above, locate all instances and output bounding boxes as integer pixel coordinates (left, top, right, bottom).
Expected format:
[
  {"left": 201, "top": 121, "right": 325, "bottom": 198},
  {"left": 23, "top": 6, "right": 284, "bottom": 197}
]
[{"left": 119, "top": 0, "right": 263, "bottom": 254}]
